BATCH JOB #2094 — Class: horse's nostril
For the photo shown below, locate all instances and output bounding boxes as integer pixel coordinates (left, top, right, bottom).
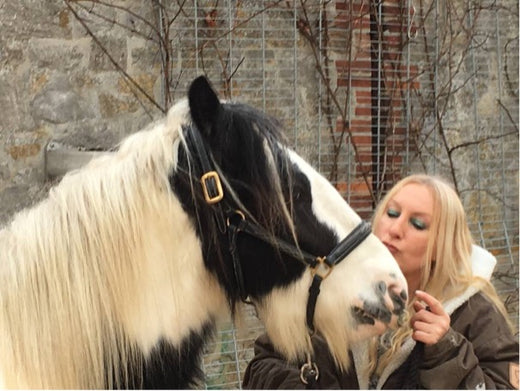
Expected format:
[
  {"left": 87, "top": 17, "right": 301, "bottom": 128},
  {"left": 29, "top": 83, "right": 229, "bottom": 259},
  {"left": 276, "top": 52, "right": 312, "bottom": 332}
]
[{"left": 390, "top": 288, "right": 407, "bottom": 315}]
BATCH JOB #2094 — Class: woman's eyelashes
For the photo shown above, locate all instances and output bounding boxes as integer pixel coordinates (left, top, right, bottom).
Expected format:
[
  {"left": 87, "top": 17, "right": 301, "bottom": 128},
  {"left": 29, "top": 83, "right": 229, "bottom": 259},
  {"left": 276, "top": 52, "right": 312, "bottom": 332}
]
[
  {"left": 387, "top": 208, "right": 400, "bottom": 218},
  {"left": 386, "top": 208, "right": 428, "bottom": 231},
  {"left": 410, "top": 217, "right": 427, "bottom": 230}
]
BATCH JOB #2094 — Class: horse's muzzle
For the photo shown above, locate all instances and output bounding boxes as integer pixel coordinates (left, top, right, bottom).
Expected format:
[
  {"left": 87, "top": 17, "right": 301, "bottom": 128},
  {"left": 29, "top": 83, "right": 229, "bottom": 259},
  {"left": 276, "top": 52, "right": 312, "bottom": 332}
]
[{"left": 352, "top": 280, "right": 408, "bottom": 328}]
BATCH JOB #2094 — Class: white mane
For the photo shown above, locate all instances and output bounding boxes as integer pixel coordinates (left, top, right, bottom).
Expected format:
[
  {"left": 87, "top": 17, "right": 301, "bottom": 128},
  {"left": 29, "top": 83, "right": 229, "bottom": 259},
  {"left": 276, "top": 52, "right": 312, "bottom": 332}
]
[{"left": 0, "top": 99, "right": 228, "bottom": 388}]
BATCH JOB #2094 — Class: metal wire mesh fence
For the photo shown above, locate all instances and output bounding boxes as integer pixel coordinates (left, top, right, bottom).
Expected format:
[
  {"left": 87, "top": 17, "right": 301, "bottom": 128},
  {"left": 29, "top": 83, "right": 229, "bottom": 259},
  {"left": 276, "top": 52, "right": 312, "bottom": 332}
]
[{"left": 147, "top": 0, "right": 518, "bottom": 388}]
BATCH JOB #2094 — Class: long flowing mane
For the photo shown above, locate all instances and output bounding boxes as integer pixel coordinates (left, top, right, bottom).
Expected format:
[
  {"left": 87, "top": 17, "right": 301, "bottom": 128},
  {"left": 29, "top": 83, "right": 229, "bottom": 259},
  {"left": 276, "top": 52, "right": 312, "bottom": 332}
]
[{"left": 0, "top": 101, "right": 227, "bottom": 388}]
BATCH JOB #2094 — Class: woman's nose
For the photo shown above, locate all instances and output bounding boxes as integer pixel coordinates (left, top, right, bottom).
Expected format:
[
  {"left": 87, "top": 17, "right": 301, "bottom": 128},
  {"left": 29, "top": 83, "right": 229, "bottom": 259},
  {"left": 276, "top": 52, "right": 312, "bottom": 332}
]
[{"left": 388, "top": 218, "right": 404, "bottom": 238}]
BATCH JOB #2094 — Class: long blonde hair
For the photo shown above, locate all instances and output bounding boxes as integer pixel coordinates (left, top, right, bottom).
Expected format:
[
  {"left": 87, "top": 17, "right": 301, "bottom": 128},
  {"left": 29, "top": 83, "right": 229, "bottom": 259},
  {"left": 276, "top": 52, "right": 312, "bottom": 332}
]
[{"left": 369, "top": 174, "right": 512, "bottom": 374}]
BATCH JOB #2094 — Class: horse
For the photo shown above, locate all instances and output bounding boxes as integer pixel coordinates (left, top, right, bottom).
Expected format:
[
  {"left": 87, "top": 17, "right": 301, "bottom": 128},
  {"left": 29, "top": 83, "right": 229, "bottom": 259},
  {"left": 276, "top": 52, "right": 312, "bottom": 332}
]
[{"left": 0, "top": 76, "right": 408, "bottom": 389}]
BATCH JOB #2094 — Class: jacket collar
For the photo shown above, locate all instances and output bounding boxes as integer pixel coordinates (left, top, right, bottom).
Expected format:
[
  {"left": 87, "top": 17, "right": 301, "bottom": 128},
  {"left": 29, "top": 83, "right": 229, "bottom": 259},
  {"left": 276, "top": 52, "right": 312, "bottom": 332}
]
[
  {"left": 351, "top": 245, "right": 497, "bottom": 389},
  {"left": 443, "top": 244, "right": 496, "bottom": 314}
]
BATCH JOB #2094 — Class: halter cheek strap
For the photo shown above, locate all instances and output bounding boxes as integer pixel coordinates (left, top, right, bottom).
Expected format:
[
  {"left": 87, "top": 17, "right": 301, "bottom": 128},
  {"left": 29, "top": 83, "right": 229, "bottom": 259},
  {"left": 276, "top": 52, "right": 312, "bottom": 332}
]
[{"left": 227, "top": 212, "right": 249, "bottom": 302}]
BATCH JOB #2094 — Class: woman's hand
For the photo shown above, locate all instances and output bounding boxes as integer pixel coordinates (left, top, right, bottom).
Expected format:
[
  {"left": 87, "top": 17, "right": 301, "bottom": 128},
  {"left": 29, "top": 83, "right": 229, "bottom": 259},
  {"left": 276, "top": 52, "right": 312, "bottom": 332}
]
[{"left": 411, "top": 290, "right": 450, "bottom": 345}]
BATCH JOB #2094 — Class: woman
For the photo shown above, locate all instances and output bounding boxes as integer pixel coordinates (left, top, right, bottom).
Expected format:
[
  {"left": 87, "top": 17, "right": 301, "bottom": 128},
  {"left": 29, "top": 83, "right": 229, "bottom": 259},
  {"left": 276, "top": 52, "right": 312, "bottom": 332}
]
[{"left": 243, "top": 174, "right": 518, "bottom": 389}]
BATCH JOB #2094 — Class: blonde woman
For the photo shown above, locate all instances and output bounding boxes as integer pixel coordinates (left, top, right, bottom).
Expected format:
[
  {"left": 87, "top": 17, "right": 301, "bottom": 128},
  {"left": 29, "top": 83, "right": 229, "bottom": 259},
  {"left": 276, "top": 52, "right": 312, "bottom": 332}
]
[{"left": 243, "top": 174, "right": 518, "bottom": 389}]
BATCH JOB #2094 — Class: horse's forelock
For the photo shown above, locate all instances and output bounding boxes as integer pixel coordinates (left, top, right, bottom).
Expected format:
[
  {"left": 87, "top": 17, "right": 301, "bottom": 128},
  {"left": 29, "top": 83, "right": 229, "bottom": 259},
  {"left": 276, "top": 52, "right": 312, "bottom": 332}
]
[{"left": 221, "top": 103, "right": 294, "bottom": 231}]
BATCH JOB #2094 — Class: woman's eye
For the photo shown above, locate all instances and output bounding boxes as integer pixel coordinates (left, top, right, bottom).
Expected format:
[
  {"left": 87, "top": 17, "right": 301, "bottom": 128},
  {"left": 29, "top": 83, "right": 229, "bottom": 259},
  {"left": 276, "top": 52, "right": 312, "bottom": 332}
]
[
  {"left": 387, "top": 208, "right": 400, "bottom": 218},
  {"left": 410, "top": 218, "right": 427, "bottom": 230}
]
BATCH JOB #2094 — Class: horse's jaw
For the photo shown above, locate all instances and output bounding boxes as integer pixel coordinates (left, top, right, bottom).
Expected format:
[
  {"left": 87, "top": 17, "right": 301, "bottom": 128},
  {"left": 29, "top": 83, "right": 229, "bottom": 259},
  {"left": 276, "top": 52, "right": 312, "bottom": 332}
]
[
  {"left": 253, "top": 294, "right": 360, "bottom": 373},
  {"left": 254, "top": 275, "right": 315, "bottom": 365}
]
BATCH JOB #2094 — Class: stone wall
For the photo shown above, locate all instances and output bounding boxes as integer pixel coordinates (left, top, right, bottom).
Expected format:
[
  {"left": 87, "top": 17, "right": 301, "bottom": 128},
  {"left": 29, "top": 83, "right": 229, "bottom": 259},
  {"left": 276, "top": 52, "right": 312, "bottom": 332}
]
[
  {"left": 0, "top": 1, "right": 323, "bottom": 223},
  {"left": 0, "top": 0, "right": 164, "bottom": 222}
]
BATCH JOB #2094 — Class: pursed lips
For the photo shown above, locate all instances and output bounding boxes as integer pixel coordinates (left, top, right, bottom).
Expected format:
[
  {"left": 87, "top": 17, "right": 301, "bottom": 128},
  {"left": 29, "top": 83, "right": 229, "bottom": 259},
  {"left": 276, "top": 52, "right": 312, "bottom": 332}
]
[{"left": 383, "top": 241, "right": 398, "bottom": 254}]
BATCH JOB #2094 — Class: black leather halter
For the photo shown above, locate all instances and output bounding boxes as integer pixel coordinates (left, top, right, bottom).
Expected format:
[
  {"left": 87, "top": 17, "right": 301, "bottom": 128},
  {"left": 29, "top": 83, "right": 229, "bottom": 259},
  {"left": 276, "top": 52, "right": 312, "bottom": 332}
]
[{"left": 185, "top": 124, "right": 372, "bottom": 384}]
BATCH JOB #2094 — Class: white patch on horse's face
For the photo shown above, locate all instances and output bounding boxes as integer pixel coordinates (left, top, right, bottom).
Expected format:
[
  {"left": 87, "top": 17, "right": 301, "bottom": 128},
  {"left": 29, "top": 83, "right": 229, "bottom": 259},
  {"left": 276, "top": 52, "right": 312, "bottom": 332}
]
[{"left": 258, "top": 150, "right": 407, "bottom": 369}]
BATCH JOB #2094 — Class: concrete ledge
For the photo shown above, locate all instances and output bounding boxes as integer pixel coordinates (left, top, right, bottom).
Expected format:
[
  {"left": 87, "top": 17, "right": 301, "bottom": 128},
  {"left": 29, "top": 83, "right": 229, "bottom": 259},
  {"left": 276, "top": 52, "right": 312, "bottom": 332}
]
[{"left": 45, "top": 141, "right": 112, "bottom": 178}]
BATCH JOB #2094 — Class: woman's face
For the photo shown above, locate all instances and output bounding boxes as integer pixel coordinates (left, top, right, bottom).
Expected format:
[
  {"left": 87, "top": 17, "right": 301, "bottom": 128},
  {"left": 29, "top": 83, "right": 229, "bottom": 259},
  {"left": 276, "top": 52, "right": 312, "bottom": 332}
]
[{"left": 374, "top": 183, "right": 434, "bottom": 283}]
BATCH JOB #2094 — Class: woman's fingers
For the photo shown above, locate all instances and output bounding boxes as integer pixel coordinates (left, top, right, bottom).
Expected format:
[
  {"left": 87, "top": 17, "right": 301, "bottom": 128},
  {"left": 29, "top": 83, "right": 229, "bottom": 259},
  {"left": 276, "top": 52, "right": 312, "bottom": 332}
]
[
  {"left": 411, "top": 290, "right": 450, "bottom": 345},
  {"left": 412, "top": 300, "right": 427, "bottom": 313},
  {"left": 415, "top": 290, "right": 443, "bottom": 314}
]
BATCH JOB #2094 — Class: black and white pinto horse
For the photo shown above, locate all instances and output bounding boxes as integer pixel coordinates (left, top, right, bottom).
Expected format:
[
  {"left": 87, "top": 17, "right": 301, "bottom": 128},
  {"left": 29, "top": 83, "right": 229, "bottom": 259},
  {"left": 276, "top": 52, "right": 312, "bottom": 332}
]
[{"left": 0, "top": 76, "right": 407, "bottom": 389}]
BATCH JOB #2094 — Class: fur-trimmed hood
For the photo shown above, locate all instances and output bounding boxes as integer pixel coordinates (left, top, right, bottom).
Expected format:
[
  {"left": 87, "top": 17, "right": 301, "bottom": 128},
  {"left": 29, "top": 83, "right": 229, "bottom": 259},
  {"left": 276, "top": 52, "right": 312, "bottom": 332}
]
[{"left": 351, "top": 245, "right": 497, "bottom": 389}]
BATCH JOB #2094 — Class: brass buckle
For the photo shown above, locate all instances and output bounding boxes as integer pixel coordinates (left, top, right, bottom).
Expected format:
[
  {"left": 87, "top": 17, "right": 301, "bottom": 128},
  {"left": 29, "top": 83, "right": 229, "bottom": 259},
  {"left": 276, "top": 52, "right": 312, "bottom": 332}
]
[
  {"left": 200, "top": 171, "right": 224, "bottom": 204},
  {"left": 311, "top": 257, "right": 333, "bottom": 279}
]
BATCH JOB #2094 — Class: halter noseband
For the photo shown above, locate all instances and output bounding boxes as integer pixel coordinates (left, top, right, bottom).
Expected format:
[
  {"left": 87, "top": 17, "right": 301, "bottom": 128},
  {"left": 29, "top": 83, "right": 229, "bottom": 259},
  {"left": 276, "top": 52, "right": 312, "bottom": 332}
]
[{"left": 185, "top": 124, "right": 372, "bottom": 385}]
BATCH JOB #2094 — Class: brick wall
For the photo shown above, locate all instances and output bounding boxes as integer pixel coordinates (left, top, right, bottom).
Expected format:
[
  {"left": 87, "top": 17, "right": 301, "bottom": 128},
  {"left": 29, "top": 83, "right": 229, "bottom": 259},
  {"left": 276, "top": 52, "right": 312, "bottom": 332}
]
[{"left": 331, "top": 0, "right": 421, "bottom": 219}]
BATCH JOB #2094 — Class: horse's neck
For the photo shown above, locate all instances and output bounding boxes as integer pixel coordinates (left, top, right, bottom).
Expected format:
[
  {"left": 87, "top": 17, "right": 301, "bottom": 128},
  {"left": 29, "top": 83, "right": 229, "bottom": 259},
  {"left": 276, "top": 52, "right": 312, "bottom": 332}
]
[{"left": 114, "top": 201, "right": 229, "bottom": 354}]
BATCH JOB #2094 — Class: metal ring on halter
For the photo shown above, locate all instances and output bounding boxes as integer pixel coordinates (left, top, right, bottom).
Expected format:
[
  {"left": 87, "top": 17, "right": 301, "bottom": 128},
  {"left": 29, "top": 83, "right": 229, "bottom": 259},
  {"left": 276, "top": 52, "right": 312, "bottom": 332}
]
[
  {"left": 300, "top": 353, "right": 319, "bottom": 385},
  {"left": 310, "top": 256, "right": 333, "bottom": 279},
  {"left": 226, "top": 210, "right": 245, "bottom": 227}
]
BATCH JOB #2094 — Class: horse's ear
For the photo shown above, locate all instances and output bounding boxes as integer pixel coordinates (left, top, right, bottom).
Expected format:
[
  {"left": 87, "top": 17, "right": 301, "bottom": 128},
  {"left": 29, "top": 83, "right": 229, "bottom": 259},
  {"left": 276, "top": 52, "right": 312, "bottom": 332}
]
[{"left": 188, "top": 76, "right": 222, "bottom": 137}]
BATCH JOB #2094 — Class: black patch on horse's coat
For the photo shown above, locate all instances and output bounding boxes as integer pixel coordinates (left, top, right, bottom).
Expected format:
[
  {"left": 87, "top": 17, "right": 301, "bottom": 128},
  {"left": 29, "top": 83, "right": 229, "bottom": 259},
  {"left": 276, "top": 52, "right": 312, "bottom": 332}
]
[{"left": 113, "top": 322, "right": 214, "bottom": 389}]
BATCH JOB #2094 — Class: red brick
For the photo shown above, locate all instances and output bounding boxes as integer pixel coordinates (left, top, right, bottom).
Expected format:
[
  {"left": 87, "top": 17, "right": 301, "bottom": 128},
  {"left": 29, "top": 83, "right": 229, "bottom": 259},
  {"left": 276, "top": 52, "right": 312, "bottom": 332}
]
[
  {"left": 350, "top": 78, "right": 372, "bottom": 88},
  {"left": 335, "top": 181, "right": 348, "bottom": 193},
  {"left": 350, "top": 119, "right": 372, "bottom": 133},
  {"left": 356, "top": 96, "right": 372, "bottom": 105},
  {"left": 336, "top": 1, "right": 370, "bottom": 13},
  {"left": 349, "top": 180, "right": 371, "bottom": 194},
  {"left": 356, "top": 89, "right": 372, "bottom": 98},
  {"left": 351, "top": 134, "right": 372, "bottom": 144},
  {"left": 382, "top": 3, "right": 403, "bottom": 15},
  {"left": 350, "top": 198, "right": 374, "bottom": 209},
  {"left": 352, "top": 17, "right": 371, "bottom": 29},
  {"left": 357, "top": 153, "right": 373, "bottom": 163},
  {"left": 355, "top": 106, "right": 372, "bottom": 116},
  {"left": 352, "top": 2, "right": 370, "bottom": 14},
  {"left": 351, "top": 60, "right": 372, "bottom": 70}
]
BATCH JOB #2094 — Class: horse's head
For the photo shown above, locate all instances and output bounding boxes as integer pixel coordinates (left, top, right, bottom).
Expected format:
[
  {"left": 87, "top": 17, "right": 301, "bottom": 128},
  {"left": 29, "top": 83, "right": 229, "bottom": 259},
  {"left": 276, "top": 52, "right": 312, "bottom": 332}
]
[{"left": 174, "top": 76, "right": 407, "bottom": 370}]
